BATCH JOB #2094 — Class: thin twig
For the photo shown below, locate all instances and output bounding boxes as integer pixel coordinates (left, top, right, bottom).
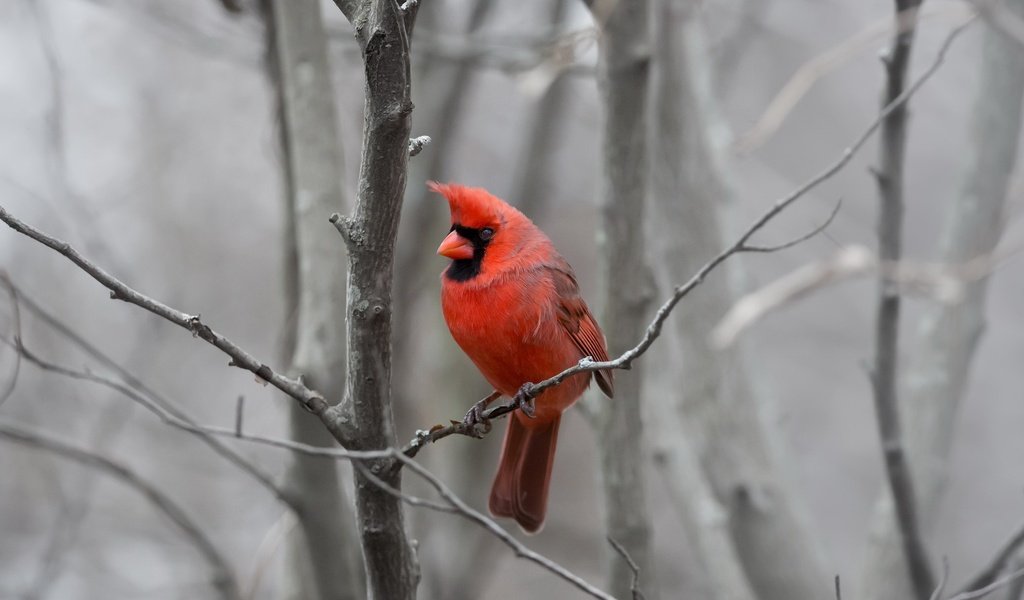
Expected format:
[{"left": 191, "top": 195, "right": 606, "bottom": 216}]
[
  {"left": 1, "top": 338, "right": 391, "bottom": 462},
  {"left": 956, "top": 521, "right": 1024, "bottom": 596},
  {"left": 0, "top": 273, "right": 22, "bottom": 407},
  {"left": 0, "top": 420, "right": 241, "bottom": 599},
  {"left": 608, "top": 537, "right": 646, "bottom": 600},
  {"left": 391, "top": 450, "right": 616, "bottom": 600},
  {"left": 0, "top": 206, "right": 333, "bottom": 416},
  {"left": 734, "top": 4, "right": 974, "bottom": 152},
  {"left": 948, "top": 565, "right": 1024, "bottom": 600},
  {"left": 709, "top": 245, "right": 1014, "bottom": 348},
  {"left": 3, "top": 335, "right": 293, "bottom": 505},
  {"left": 741, "top": 197, "right": 842, "bottom": 253}
]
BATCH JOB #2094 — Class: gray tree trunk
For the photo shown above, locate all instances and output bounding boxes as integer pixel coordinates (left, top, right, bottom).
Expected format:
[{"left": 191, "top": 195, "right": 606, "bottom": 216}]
[
  {"left": 333, "top": 2, "right": 421, "bottom": 598},
  {"left": 859, "top": 5, "right": 1024, "bottom": 598},
  {"left": 262, "top": 0, "right": 364, "bottom": 598},
  {"left": 648, "top": 3, "right": 760, "bottom": 598},
  {"left": 588, "top": 0, "right": 658, "bottom": 597},
  {"left": 648, "top": 2, "right": 829, "bottom": 598}
]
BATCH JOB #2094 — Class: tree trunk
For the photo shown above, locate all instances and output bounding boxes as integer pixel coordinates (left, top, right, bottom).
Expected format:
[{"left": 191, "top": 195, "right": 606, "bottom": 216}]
[
  {"left": 262, "top": 0, "right": 364, "bottom": 598},
  {"left": 333, "top": 2, "right": 421, "bottom": 598},
  {"left": 859, "top": 4, "right": 1024, "bottom": 597},
  {"left": 588, "top": 0, "right": 658, "bottom": 597},
  {"left": 648, "top": 2, "right": 829, "bottom": 598}
]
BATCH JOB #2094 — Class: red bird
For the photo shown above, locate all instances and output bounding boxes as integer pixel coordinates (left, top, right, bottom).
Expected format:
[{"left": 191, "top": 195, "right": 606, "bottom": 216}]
[{"left": 430, "top": 182, "right": 614, "bottom": 533}]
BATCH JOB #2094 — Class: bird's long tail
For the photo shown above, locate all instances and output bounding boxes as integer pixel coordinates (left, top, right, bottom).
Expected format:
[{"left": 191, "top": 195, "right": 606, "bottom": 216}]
[{"left": 488, "top": 413, "right": 561, "bottom": 534}]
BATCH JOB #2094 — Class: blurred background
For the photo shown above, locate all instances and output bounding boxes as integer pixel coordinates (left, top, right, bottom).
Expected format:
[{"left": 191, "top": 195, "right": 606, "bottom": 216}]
[{"left": 1, "top": 0, "right": 1022, "bottom": 598}]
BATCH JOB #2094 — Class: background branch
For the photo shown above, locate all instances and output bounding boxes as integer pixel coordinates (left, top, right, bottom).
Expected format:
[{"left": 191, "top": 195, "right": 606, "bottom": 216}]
[{"left": 0, "top": 420, "right": 241, "bottom": 600}]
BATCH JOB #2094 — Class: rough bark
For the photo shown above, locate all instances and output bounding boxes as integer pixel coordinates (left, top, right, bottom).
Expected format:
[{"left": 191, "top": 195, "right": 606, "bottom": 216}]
[
  {"left": 587, "top": 0, "right": 657, "bottom": 597},
  {"left": 867, "top": 1, "right": 935, "bottom": 599},
  {"left": 262, "top": 1, "right": 364, "bottom": 598},
  {"left": 331, "top": 1, "right": 420, "bottom": 598},
  {"left": 860, "top": 5, "right": 1024, "bottom": 598},
  {"left": 648, "top": 2, "right": 829, "bottom": 598}
]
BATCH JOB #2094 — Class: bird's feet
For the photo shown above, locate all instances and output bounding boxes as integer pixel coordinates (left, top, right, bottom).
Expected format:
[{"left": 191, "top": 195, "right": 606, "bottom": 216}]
[
  {"left": 512, "top": 383, "right": 537, "bottom": 418},
  {"left": 462, "top": 390, "right": 502, "bottom": 436}
]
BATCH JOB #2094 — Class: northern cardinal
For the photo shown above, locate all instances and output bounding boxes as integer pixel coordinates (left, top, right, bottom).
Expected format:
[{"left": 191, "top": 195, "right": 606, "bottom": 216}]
[{"left": 430, "top": 182, "right": 614, "bottom": 533}]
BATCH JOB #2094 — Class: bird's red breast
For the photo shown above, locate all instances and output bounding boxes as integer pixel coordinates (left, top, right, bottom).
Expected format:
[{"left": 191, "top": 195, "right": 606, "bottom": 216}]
[{"left": 431, "top": 182, "right": 613, "bottom": 533}]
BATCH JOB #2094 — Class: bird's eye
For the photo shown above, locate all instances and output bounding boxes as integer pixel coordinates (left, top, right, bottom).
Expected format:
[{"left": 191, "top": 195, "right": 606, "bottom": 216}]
[{"left": 479, "top": 228, "right": 494, "bottom": 241}]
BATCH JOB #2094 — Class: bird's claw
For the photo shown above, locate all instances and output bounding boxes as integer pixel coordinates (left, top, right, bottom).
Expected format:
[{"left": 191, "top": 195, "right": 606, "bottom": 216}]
[
  {"left": 462, "top": 398, "right": 493, "bottom": 436},
  {"left": 513, "top": 383, "right": 537, "bottom": 418}
]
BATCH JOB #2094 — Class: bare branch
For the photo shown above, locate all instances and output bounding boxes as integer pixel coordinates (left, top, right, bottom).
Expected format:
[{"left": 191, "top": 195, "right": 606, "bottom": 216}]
[
  {"left": 862, "top": 3, "right": 1024, "bottom": 595},
  {"left": 734, "top": 3, "right": 974, "bottom": 152},
  {"left": 948, "top": 566, "right": 1024, "bottom": 600},
  {"left": 608, "top": 537, "right": 646, "bottom": 600},
  {"left": 0, "top": 273, "right": 22, "bottom": 407},
  {"left": 957, "top": 522, "right": 1024, "bottom": 596},
  {"left": 739, "top": 197, "right": 842, "bottom": 253},
  {"left": 5, "top": 336, "right": 293, "bottom": 504},
  {"left": 390, "top": 450, "right": 616, "bottom": 600},
  {"left": 0, "top": 420, "right": 241, "bottom": 600},
  {"left": 870, "top": 0, "right": 937, "bottom": 595},
  {"left": 0, "top": 205, "right": 334, "bottom": 417},
  {"left": 709, "top": 246, "right": 1014, "bottom": 348}
]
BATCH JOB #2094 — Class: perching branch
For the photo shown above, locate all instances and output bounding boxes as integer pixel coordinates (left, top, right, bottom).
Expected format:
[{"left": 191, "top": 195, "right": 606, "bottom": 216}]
[{"left": 0, "top": 420, "right": 241, "bottom": 600}]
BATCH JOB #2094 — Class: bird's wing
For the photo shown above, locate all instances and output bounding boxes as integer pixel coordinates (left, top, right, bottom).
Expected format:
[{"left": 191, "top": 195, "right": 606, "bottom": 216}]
[{"left": 542, "top": 257, "right": 615, "bottom": 398}]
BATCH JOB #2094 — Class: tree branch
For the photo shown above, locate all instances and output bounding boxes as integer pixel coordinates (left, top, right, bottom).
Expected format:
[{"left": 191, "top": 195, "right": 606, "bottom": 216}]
[
  {"left": 957, "top": 522, "right": 1024, "bottom": 597},
  {"left": 869, "top": 1, "right": 937, "bottom": 597},
  {"left": 0, "top": 420, "right": 241, "bottom": 600},
  {"left": 0, "top": 273, "right": 22, "bottom": 408},
  {"left": 0, "top": 205, "right": 335, "bottom": 417},
  {"left": 5, "top": 335, "right": 294, "bottom": 507}
]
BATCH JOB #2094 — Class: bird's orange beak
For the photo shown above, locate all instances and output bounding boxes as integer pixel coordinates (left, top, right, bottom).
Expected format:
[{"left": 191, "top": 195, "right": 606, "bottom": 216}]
[{"left": 437, "top": 230, "right": 475, "bottom": 260}]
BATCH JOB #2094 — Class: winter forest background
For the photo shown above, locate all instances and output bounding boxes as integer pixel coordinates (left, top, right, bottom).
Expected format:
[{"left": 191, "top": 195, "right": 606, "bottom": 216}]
[{"left": 1, "top": 0, "right": 1023, "bottom": 599}]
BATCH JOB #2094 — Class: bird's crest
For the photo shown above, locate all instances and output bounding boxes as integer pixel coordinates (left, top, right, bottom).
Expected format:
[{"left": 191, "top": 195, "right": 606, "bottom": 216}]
[{"left": 428, "top": 181, "right": 519, "bottom": 230}]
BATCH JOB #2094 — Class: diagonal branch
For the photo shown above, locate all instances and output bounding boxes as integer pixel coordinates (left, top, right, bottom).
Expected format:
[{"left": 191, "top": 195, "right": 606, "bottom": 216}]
[
  {"left": 957, "top": 522, "right": 1024, "bottom": 596},
  {"left": 0, "top": 273, "right": 22, "bottom": 408},
  {"left": 0, "top": 420, "right": 241, "bottom": 600},
  {"left": 4, "top": 334, "right": 292, "bottom": 506},
  {"left": 0, "top": 206, "right": 346, "bottom": 433}
]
